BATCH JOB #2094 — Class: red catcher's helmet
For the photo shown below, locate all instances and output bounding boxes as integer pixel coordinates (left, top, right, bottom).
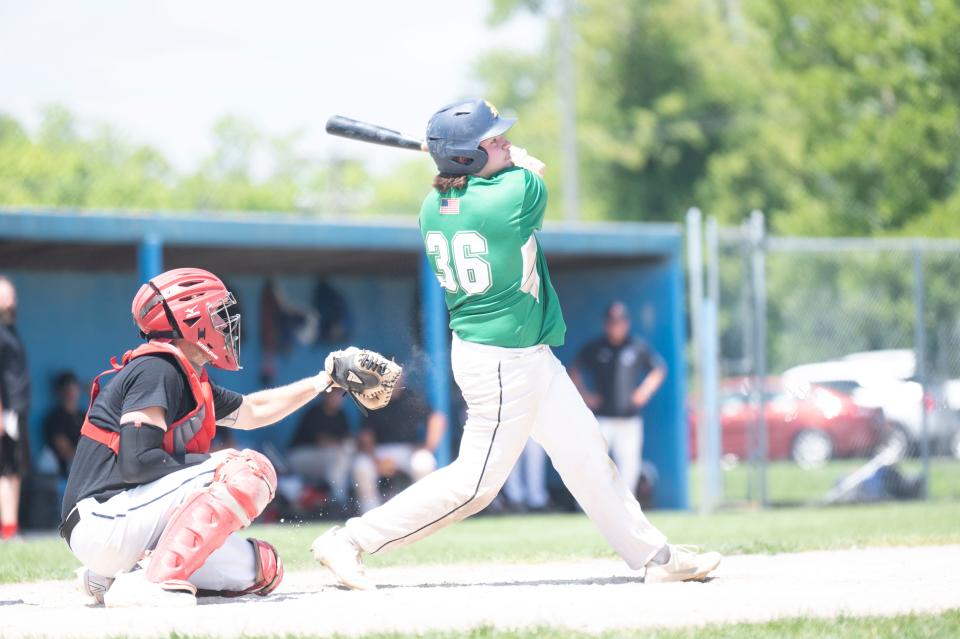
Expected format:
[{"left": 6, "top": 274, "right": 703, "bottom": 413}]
[{"left": 131, "top": 268, "right": 241, "bottom": 371}]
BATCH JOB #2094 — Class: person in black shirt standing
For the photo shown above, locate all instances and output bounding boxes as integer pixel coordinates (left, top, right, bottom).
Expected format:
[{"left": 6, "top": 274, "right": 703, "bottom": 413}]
[
  {"left": 570, "top": 301, "right": 666, "bottom": 496},
  {"left": 353, "top": 374, "right": 446, "bottom": 513},
  {"left": 0, "top": 276, "right": 29, "bottom": 541},
  {"left": 287, "top": 390, "right": 354, "bottom": 506},
  {"left": 61, "top": 267, "right": 391, "bottom": 608},
  {"left": 42, "top": 371, "right": 83, "bottom": 479}
]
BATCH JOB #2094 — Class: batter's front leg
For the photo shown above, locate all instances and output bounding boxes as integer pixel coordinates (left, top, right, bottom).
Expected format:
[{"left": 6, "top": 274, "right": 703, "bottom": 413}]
[
  {"left": 344, "top": 357, "right": 539, "bottom": 555},
  {"left": 343, "top": 413, "right": 529, "bottom": 553}
]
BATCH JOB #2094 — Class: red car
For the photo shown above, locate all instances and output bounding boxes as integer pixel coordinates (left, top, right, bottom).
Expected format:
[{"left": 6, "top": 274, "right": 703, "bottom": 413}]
[{"left": 689, "top": 377, "right": 885, "bottom": 466}]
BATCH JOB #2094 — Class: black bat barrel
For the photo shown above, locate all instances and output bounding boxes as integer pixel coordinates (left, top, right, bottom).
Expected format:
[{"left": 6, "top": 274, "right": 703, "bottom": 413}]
[{"left": 325, "top": 115, "right": 424, "bottom": 151}]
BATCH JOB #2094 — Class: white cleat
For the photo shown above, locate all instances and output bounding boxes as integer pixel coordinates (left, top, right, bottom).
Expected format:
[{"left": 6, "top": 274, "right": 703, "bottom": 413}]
[
  {"left": 645, "top": 545, "right": 722, "bottom": 584},
  {"left": 76, "top": 567, "right": 115, "bottom": 605},
  {"left": 103, "top": 569, "right": 197, "bottom": 608},
  {"left": 310, "top": 525, "right": 376, "bottom": 591}
]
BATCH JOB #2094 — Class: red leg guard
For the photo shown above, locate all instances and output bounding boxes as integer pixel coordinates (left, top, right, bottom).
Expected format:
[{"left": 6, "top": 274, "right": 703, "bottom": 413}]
[
  {"left": 248, "top": 538, "right": 283, "bottom": 596},
  {"left": 146, "top": 450, "right": 277, "bottom": 584}
]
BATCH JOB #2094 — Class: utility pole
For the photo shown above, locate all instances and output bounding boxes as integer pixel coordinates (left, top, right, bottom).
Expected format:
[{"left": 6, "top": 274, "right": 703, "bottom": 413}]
[{"left": 559, "top": 0, "right": 581, "bottom": 221}]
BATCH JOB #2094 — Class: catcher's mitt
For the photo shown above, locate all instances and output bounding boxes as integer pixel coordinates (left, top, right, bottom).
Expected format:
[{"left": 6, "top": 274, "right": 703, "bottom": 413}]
[{"left": 324, "top": 347, "right": 402, "bottom": 414}]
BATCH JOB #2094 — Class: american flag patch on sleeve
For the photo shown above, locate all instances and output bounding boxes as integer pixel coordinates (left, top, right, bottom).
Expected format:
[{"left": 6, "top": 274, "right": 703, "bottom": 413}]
[{"left": 439, "top": 197, "right": 460, "bottom": 215}]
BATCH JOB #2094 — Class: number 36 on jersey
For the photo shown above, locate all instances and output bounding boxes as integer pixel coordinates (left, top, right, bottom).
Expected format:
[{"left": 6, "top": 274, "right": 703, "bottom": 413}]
[
  {"left": 424, "top": 230, "right": 541, "bottom": 301},
  {"left": 424, "top": 231, "right": 493, "bottom": 295}
]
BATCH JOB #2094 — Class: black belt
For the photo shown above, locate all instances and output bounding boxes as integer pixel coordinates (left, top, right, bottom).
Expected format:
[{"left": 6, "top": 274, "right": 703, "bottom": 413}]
[{"left": 59, "top": 506, "right": 81, "bottom": 547}]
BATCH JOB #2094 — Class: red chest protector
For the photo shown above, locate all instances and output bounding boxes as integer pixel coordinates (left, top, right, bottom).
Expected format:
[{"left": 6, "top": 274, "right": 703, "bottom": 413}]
[{"left": 80, "top": 341, "right": 217, "bottom": 456}]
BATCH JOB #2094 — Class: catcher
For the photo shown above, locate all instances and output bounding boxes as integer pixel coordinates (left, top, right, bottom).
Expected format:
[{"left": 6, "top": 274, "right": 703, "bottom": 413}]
[{"left": 60, "top": 267, "right": 399, "bottom": 607}]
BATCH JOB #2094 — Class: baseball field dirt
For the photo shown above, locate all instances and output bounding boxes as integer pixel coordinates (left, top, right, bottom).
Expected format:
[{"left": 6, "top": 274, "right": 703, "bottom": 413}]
[{"left": 1, "top": 545, "right": 958, "bottom": 637}]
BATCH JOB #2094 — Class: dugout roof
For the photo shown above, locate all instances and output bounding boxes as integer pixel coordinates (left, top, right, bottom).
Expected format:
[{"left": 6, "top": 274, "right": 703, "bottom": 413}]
[{"left": 0, "top": 208, "right": 681, "bottom": 273}]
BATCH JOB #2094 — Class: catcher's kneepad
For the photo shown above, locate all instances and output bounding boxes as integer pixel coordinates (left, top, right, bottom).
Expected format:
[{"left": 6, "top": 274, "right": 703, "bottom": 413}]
[
  {"left": 146, "top": 450, "right": 277, "bottom": 584},
  {"left": 212, "top": 449, "right": 277, "bottom": 522},
  {"left": 325, "top": 347, "right": 402, "bottom": 413}
]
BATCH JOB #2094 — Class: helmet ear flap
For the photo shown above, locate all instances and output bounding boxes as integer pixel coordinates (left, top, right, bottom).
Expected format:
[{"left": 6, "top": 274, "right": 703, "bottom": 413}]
[
  {"left": 428, "top": 140, "right": 489, "bottom": 176},
  {"left": 450, "top": 147, "right": 488, "bottom": 175},
  {"left": 467, "top": 147, "right": 489, "bottom": 172}
]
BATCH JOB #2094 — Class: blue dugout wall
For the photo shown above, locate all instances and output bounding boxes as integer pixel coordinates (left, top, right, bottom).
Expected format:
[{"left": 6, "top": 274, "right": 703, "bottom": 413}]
[
  {"left": 9, "top": 270, "right": 421, "bottom": 449},
  {"left": 0, "top": 209, "right": 688, "bottom": 508}
]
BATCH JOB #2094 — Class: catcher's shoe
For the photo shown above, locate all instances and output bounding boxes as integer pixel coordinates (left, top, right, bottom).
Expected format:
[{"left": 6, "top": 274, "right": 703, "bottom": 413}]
[
  {"left": 645, "top": 545, "right": 722, "bottom": 584},
  {"left": 310, "top": 525, "right": 376, "bottom": 591},
  {"left": 103, "top": 568, "right": 197, "bottom": 608},
  {"left": 75, "top": 567, "right": 114, "bottom": 605}
]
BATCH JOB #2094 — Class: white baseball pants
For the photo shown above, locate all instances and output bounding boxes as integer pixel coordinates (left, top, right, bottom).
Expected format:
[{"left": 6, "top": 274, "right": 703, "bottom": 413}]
[
  {"left": 67, "top": 456, "right": 257, "bottom": 591},
  {"left": 598, "top": 416, "right": 644, "bottom": 495},
  {"left": 344, "top": 335, "right": 668, "bottom": 569}
]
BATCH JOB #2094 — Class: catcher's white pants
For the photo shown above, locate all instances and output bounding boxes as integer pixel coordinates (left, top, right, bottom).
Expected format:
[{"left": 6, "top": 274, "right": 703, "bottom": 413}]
[
  {"left": 67, "top": 456, "right": 257, "bottom": 592},
  {"left": 598, "top": 416, "right": 644, "bottom": 495},
  {"left": 344, "top": 335, "right": 668, "bottom": 569}
]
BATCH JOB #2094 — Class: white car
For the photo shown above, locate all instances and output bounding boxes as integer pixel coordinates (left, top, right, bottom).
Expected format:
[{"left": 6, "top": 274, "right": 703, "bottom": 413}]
[
  {"left": 943, "top": 380, "right": 960, "bottom": 458},
  {"left": 842, "top": 349, "right": 960, "bottom": 457},
  {"left": 782, "top": 350, "right": 958, "bottom": 457}
]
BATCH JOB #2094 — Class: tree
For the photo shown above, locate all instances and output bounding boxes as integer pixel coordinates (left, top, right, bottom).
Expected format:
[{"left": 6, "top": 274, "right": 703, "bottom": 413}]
[
  {"left": 0, "top": 106, "right": 177, "bottom": 209},
  {"left": 727, "top": 0, "right": 960, "bottom": 236},
  {"left": 482, "top": 0, "right": 960, "bottom": 236},
  {"left": 0, "top": 109, "right": 347, "bottom": 214},
  {"left": 366, "top": 159, "right": 436, "bottom": 216},
  {"left": 481, "top": 0, "right": 765, "bottom": 222}
]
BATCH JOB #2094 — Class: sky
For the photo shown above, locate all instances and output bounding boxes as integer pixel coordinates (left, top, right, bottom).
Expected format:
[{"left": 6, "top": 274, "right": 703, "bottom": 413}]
[{"left": 0, "top": 0, "right": 544, "bottom": 172}]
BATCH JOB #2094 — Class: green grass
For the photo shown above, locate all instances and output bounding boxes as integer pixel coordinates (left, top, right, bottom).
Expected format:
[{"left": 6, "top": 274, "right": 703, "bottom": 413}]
[
  {"left": 160, "top": 609, "right": 960, "bottom": 638},
  {"left": 378, "top": 610, "right": 960, "bottom": 638},
  {"left": 5, "top": 499, "right": 960, "bottom": 584},
  {"left": 692, "top": 458, "right": 960, "bottom": 506},
  {"left": 356, "top": 500, "right": 960, "bottom": 568},
  {"left": 334, "top": 609, "right": 960, "bottom": 638}
]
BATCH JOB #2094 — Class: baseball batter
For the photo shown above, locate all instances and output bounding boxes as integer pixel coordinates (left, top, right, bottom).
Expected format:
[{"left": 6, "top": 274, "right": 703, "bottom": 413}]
[
  {"left": 312, "top": 99, "right": 721, "bottom": 588},
  {"left": 61, "top": 267, "right": 399, "bottom": 606}
]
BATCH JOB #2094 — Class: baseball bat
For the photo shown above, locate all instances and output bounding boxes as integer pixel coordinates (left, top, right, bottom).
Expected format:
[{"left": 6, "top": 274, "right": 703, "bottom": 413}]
[{"left": 325, "top": 115, "right": 427, "bottom": 152}]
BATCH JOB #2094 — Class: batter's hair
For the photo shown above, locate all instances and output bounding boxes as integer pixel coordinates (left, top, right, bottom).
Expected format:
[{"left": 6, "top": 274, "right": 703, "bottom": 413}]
[{"left": 433, "top": 174, "right": 468, "bottom": 194}]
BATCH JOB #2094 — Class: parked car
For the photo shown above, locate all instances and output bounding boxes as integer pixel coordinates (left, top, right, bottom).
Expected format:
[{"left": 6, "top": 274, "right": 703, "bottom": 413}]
[
  {"left": 783, "top": 350, "right": 958, "bottom": 457},
  {"left": 690, "top": 376, "right": 885, "bottom": 467}
]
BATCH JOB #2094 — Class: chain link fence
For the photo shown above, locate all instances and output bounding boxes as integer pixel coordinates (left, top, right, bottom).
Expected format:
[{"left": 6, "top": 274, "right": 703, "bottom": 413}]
[{"left": 689, "top": 210, "right": 960, "bottom": 510}]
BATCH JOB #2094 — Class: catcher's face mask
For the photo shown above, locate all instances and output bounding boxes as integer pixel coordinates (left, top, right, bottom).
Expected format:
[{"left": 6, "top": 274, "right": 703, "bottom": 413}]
[{"left": 207, "top": 292, "right": 241, "bottom": 370}]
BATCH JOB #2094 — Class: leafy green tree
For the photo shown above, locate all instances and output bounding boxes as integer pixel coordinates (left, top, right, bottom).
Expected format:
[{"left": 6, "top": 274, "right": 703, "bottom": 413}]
[
  {"left": 366, "top": 159, "right": 437, "bottom": 216},
  {"left": 0, "top": 106, "right": 177, "bottom": 209},
  {"left": 482, "top": 0, "right": 765, "bottom": 222},
  {"left": 0, "top": 109, "right": 351, "bottom": 214},
  {"left": 483, "top": 0, "right": 960, "bottom": 236},
  {"left": 727, "top": 0, "right": 960, "bottom": 236}
]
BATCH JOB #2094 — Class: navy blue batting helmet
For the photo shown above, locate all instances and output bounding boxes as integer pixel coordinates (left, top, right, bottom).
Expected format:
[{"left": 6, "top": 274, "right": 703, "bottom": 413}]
[{"left": 426, "top": 99, "right": 516, "bottom": 176}]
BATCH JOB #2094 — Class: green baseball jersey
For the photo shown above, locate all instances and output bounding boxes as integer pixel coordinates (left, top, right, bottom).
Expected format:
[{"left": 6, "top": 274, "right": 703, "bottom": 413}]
[{"left": 419, "top": 166, "right": 566, "bottom": 348}]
